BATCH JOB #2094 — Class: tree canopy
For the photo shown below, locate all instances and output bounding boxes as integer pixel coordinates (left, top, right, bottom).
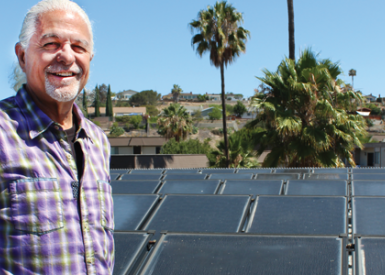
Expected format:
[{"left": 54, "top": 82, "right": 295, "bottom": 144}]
[
  {"left": 161, "top": 138, "right": 212, "bottom": 155},
  {"left": 247, "top": 49, "right": 366, "bottom": 167},
  {"left": 129, "top": 90, "right": 161, "bottom": 106},
  {"left": 233, "top": 101, "right": 247, "bottom": 117},
  {"left": 211, "top": 130, "right": 259, "bottom": 168}
]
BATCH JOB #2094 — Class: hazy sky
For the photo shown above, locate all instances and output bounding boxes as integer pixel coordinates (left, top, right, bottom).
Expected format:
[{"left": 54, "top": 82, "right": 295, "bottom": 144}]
[{"left": 1, "top": 0, "right": 384, "bottom": 101}]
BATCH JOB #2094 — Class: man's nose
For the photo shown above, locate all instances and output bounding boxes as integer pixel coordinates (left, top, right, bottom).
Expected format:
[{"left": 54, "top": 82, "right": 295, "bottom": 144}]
[{"left": 56, "top": 44, "right": 75, "bottom": 65}]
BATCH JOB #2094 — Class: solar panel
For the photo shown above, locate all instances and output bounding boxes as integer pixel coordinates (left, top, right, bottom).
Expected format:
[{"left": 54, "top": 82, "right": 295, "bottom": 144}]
[
  {"left": 138, "top": 233, "right": 346, "bottom": 275},
  {"left": 162, "top": 174, "right": 207, "bottom": 180},
  {"left": 209, "top": 173, "right": 253, "bottom": 180},
  {"left": 113, "top": 231, "right": 153, "bottom": 275},
  {"left": 220, "top": 180, "right": 283, "bottom": 196},
  {"left": 285, "top": 180, "right": 347, "bottom": 196},
  {"left": 247, "top": 196, "right": 347, "bottom": 235},
  {"left": 111, "top": 180, "right": 161, "bottom": 194},
  {"left": 130, "top": 169, "right": 164, "bottom": 174},
  {"left": 355, "top": 237, "right": 385, "bottom": 275},
  {"left": 313, "top": 168, "right": 349, "bottom": 174},
  {"left": 237, "top": 168, "right": 272, "bottom": 174},
  {"left": 110, "top": 169, "right": 129, "bottom": 173},
  {"left": 352, "top": 197, "right": 385, "bottom": 236},
  {"left": 158, "top": 180, "right": 220, "bottom": 195},
  {"left": 303, "top": 173, "right": 349, "bottom": 180},
  {"left": 352, "top": 168, "right": 385, "bottom": 174},
  {"left": 352, "top": 181, "right": 385, "bottom": 196},
  {"left": 163, "top": 169, "right": 200, "bottom": 174},
  {"left": 200, "top": 168, "right": 236, "bottom": 174},
  {"left": 351, "top": 174, "right": 385, "bottom": 180},
  {"left": 110, "top": 173, "right": 121, "bottom": 180},
  {"left": 275, "top": 168, "right": 311, "bottom": 174},
  {"left": 255, "top": 173, "right": 300, "bottom": 180},
  {"left": 120, "top": 174, "right": 163, "bottom": 181},
  {"left": 113, "top": 194, "right": 159, "bottom": 231},
  {"left": 143, "top": 195, "right": 251, "bottom": 235}
]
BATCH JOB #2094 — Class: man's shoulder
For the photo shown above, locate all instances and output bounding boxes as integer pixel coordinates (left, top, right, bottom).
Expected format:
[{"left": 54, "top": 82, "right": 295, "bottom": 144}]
[
  {"left": 0, "top": 95, "right": 23, "bottom": 123},
  {"left": 0, "top": 96, "right": 17, "bottom": 113}
]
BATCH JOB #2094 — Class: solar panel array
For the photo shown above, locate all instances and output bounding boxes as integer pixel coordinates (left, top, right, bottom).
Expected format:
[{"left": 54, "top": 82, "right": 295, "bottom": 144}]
[{"left": 110, "top": 168, "right": 385, "bottom": 275}]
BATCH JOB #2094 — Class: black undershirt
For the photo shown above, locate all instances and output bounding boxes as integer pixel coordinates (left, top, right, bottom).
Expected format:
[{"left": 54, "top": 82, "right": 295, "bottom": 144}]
[{"left": 64, "top": 119, "right": 84, "bottom": 180}]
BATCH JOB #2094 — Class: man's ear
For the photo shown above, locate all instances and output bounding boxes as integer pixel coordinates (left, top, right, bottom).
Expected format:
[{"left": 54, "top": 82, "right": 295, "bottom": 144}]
[{"left": 15, "top": 43, "right": 26, "bottom": 72}]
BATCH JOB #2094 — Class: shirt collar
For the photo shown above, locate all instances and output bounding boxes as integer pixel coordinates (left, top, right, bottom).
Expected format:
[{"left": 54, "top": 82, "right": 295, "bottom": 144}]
[
  {"left": 15, "top": 86, "right": 94, "bottom": 142},
  {"left": 15, "top": 86, "right": 54, "bottom": 139}
]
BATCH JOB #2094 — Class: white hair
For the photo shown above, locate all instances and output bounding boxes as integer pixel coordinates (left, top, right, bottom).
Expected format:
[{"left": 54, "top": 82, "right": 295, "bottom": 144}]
[{"left": 12, "top": 0, "right": 93, "bottom": 92}]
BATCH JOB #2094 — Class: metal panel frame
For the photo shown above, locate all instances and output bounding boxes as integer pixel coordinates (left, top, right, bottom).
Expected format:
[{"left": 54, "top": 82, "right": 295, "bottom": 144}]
[
  {"left": 219, "top": 180, "right": 284, "bottom": 197},
  {"left": 351, "top": 196, "right": 385, "bottom": 237},
  {"left": 113, "top": 230, "right": 154, "bottom": 275},
  {"left": 138, "top": 232, "right": 348, "bottom": 275},
  {"left": 142, "top": 194, "right": 252, "bottom": 234},
  {"left": 157, "top": 180, "right": 221, "bottom": 195},
  {"left": 246, "top": 195, "right": 348, "bottom": 236},
  {"left": 113, "top": 194, "right": 160, "bottom": 230},
  {"left": 163, "top": 174, "right": 208, "bottom": 180},
  {"left": 351, "top": 181, "right": 385, "bottom": 196},
  {"left": 111, "top": 180, "right": 162, "bottom": 194},
  {"left": 353, "top": 236, "right": 385, "bottom": 275},
  {"left": 285, "top": 180, "right": 348, "bottom": 196}
]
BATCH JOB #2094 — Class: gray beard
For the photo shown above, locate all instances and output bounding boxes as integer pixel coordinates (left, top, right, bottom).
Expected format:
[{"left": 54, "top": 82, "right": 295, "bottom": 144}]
[{"left": 45, "top": 77, "right": 80, "bottom": 102}]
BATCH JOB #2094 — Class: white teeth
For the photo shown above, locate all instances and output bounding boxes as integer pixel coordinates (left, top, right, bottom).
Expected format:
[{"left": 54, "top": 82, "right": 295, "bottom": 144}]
[{"left": 55, "top": 72, "right": 73, "bottom": 76}]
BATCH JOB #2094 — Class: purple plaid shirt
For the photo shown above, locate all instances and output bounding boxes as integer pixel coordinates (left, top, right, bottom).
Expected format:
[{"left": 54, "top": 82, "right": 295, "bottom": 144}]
[{"left": 0, "top": 87, "right": 114, "bottom": 274}]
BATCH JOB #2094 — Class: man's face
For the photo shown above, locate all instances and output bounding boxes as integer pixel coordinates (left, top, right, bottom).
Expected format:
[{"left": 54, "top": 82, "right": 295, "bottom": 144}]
[{"left": 17, "top": 10, "right": 93, "bottom": 103}]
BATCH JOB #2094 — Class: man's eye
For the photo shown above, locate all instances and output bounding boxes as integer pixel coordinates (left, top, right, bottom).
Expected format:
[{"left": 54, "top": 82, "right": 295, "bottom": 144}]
[
  {"left": 73, "top": 45, "right": 86, "bottom": 53},
  {"left": 44, "top": 43, "right": 59, "bottom": 49}
]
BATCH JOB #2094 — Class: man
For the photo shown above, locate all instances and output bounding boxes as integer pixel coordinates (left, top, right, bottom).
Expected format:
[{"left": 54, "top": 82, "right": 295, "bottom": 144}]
[{"left": 0, "top": 0, "right": 114, "bottom": 274}]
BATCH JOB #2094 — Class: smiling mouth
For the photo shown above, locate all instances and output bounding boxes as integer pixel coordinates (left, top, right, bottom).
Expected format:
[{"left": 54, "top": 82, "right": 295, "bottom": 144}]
[{"left": 51, "top": 72, "right": 76, "bottom": 77}]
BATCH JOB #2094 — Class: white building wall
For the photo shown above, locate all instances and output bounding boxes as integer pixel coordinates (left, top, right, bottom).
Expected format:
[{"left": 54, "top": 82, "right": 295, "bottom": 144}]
[{"left": 142, "top": 147, "right": 156, "bottom": 155}]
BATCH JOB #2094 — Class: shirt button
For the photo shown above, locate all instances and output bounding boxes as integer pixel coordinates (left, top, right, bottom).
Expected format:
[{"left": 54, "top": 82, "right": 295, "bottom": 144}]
[{"left": 54, "top": 125, "right": 59, "bottom": 130}]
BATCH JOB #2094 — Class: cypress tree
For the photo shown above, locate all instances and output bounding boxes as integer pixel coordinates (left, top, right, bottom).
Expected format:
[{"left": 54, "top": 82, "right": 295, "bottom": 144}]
[
  {"left": 106, "top": 84, "right": 113, "bottom": 117},
  {"left": 94, "top": 85, "right": 100, "bottom": 117},
  {"left": 82, "top": 89, "right": 88, "bottom": 118}
]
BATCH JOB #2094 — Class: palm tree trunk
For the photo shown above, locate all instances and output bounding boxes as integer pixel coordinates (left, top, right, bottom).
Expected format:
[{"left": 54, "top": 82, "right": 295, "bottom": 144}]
[
  {"left": 287, "top": 0, "right": 295, "bottom": 60},
  {"left": 220, "top": 61, "right": 230, "bottom": 167}
]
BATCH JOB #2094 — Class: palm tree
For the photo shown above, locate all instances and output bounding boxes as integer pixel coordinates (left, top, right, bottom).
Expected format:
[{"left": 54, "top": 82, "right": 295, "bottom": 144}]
[
  {"left": 211, "top": 130, "right": 259, "bottom": 168},
  {"left": 349, "top": 69, "right": 357, "bottom": 89},
  {"left": 190, "top": 1, "right": 250, "bottom": 167},
  {"left": 171, "top": 84, "right": 182, "bottom": 103},
  {"left": 247, "top": 49, "right": 366, "bottom": 167},
  {"left": 158, "top": 103, "right": 193, "bottom": 142},
  {"left": 287, "top": 0, "right": 295, "bottom": 60}
]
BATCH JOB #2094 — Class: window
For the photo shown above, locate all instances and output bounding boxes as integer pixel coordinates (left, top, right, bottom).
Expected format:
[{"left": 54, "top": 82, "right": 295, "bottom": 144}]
[{"left": 375, "top": 152, "right": 380, "bottom": 165}]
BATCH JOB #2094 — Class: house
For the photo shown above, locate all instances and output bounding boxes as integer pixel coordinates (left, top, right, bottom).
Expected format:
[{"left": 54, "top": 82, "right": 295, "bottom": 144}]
[
  {"left": 206, "top": 93, "right": 221, "bottom": 101},
  {"left": 113, "top": 90, "right": 138, "bottom": 101},
  {"left": 364, "top": 93, "right": 377, "bottom": 104},
  {"left": 162, "top": 92, "right": 200, "bottom": 101},
  {"left": 353, "top": 142, "right": 385, "bottom": 167},
  {"left": 109, "top": 137, "right": 167, "bottom": 155},
  {"left": 241, "top": 106, "right": 259, "bottom": 119},
  {"left": 87, "top": 107, "right": 146, "bottom": 117}
]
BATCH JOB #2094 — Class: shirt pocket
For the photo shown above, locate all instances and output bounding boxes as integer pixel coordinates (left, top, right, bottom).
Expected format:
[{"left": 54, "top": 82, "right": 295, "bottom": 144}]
[
  {"left": 97, "top": 180, "right": 114, "bottom": 231},
  {"left": 9, "top": 178, "right": 64, "bottom": 234}
]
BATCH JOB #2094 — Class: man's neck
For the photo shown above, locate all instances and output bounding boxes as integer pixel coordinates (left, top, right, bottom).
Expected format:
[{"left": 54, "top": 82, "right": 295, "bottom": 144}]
[{"left": 25, "top": 85, "right": 75, "bottom": 130}]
